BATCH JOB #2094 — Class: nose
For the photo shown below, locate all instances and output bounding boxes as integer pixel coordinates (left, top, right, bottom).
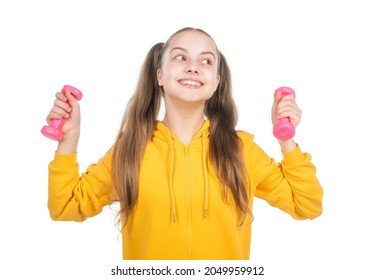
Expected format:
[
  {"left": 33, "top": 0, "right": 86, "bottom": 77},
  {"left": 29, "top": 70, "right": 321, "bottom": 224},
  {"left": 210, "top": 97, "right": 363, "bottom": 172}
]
[{"left": 186, "top": 63, "right": 199, "bottom": 74}]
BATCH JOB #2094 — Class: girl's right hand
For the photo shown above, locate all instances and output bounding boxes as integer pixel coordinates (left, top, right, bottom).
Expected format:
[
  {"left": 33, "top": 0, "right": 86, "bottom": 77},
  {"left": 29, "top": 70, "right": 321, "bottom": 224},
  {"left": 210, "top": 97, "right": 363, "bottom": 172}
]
[{"left": 46, "top": 90, "right": 81, "bottom": 153}]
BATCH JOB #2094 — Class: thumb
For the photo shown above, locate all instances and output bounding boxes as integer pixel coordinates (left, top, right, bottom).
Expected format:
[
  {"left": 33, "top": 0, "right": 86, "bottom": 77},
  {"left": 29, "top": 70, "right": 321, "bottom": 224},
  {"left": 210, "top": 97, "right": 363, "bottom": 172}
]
[
  {"left": 65, "top": 90, "right": 79, "bottom": 109},
  {"left": 272, "top": 92, "right": 282, "bottom": 111},
  {"left": 271, "top": 92, "right": 283, "bottom": 125}
]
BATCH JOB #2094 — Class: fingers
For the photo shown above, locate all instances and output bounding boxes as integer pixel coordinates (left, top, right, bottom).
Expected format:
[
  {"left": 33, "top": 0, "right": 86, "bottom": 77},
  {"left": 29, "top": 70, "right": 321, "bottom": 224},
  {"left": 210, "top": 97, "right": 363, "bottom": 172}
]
[
  {"left": 272, "top": 92, "right": 283, "bottom": 113},
  {"left": 276, "top": 95, "right": 296, "bottom": 117},
  {"left": 55, "top": 91, "right": 67, "bottom": 102},
  {"left": 46, "top": 91, "right": 73, "bottom": 123},
  {"left": 273, "top": 94, "right": 302, "bottom": 126}
]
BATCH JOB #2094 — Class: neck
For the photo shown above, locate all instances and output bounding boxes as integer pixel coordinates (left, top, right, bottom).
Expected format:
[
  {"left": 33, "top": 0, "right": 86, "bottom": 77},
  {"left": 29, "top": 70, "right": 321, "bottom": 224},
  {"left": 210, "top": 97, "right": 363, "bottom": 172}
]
[{"left": 163, "top": 100, "right": 205, "bottom": 146}]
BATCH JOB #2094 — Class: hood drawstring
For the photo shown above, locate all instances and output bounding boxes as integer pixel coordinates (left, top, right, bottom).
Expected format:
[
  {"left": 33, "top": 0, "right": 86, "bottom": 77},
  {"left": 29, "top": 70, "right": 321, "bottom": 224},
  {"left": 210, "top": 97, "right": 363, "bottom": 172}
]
[
  {"left": 166, "top": 127, "right": 177, "bottom": 223},
  {"left": 202, "top": 129, "right": 209, "bottom": 219},
  {"left": 165, "top": 124, "right": 210, "bottom": 224}
]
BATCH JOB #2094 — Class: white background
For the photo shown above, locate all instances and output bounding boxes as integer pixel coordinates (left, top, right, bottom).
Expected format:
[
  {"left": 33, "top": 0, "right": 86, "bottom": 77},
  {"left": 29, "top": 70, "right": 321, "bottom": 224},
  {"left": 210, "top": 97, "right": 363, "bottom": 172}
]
[{"left": 1, "top": 0, "right": 374, "bottom": 279}]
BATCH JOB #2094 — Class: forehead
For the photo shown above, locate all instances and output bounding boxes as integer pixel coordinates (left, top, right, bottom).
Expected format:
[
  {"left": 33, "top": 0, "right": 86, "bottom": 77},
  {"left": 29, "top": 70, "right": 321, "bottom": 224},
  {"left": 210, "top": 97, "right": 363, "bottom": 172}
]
[{"left": 167, "top": 30, "right": 217, "bottom": 54}]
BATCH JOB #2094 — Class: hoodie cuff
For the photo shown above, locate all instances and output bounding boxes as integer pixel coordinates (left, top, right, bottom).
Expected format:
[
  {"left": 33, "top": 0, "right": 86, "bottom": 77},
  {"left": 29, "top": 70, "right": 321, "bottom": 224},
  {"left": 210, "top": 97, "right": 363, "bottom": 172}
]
[
  {"left": 281, "top": 145, "right": 305, "bottom": 164},
  {"left": 51, "top": 152, "right": 78, "bottom": 168}
]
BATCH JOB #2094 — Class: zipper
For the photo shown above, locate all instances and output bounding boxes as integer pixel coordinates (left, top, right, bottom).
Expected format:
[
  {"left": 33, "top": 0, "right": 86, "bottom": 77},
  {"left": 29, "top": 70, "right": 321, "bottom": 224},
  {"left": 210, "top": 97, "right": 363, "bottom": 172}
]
[{"left": 184, "top": 145, "right": 193, "bottom": 259}]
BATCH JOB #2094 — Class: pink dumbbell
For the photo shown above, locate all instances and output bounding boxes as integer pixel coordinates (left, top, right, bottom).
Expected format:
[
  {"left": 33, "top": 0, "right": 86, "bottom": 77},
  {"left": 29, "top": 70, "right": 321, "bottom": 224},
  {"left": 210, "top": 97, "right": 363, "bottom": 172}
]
[
  {"left": 273, "top": 86, "right": 296, "bottom": 140},
  {"left": 41, "top": 85, "right": 83, "bottom": 141}
]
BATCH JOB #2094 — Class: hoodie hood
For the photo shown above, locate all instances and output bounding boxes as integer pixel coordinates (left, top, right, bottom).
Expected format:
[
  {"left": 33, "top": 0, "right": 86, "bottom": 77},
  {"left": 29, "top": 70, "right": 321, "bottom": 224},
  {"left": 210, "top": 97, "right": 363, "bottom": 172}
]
[{"left": 154, "top": 120, "right": 210, "bottom": 223}]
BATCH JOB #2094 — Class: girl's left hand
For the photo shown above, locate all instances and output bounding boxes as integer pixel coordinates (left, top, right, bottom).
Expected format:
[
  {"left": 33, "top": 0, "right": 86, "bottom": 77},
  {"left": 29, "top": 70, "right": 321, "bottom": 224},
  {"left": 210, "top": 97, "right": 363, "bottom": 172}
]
[{"left": 272, "top": 93, "right": 302, "bottom": 128}]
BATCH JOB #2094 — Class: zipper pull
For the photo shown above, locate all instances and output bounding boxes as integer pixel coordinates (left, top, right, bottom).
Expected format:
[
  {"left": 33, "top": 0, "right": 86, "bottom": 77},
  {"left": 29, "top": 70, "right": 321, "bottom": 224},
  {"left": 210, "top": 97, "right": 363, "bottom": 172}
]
[{"left": 184, "top": 146, "right": 190, "bottom": 156}]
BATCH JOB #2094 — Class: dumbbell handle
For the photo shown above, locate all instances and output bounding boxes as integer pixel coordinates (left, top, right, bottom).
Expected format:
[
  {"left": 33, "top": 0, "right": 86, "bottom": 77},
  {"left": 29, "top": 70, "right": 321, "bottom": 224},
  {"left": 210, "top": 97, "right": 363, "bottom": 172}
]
[
  {"left": 273, "top": 86, "right": 296, "bottom": 140},
  {"left": 41, "top": 85, "right": 83, "bottom": 141}
]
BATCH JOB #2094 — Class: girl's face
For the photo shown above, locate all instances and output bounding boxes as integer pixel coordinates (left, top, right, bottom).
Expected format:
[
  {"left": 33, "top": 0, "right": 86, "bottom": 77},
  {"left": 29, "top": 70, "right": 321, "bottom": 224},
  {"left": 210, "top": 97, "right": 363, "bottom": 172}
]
[{"left": 157, "top": 30, "right": 220, "bottom": 106}]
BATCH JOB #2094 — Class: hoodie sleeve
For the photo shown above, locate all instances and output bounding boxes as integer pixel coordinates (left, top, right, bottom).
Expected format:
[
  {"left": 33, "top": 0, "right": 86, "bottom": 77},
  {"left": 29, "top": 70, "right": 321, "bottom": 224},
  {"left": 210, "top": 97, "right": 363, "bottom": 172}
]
[
  {"left": 47, "top": 147, "right": 115, "bottom": 222},
  {"left": 240, "top": 132, "right": 323, "bottom": 220}
]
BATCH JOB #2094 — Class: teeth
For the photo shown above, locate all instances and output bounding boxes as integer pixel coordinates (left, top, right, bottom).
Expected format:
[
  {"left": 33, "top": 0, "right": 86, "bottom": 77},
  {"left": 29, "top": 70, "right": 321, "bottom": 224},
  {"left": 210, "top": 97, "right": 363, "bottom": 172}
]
[{"left": 180, "top": 80, "right": 202, "bottom": 86}]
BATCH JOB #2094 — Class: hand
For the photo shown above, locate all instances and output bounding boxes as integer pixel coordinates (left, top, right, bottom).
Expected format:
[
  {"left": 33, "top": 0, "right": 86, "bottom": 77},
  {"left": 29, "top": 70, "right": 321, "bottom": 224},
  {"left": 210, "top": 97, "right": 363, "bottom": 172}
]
[
  {"left": 272, "top": 93, "right": 302, "bottom": 128},
  {"left": 271, "top": 93, "right": 302, "bottom": 152},
  {"left": 46, "top": 90, "right": 81, "bottom": 135},
  {"left": 46, "top": 90, "right": 81, "bottom": 153}
]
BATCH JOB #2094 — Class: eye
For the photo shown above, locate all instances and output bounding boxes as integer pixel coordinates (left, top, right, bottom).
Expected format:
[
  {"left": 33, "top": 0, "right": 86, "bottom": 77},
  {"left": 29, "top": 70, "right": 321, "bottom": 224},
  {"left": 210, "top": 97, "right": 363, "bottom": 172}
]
[
  {"left": 175, "top": 54, "right": 187, "bottom": 61},
  {"left": 202, "top": 58, "right": 212, "bottom": 65}
]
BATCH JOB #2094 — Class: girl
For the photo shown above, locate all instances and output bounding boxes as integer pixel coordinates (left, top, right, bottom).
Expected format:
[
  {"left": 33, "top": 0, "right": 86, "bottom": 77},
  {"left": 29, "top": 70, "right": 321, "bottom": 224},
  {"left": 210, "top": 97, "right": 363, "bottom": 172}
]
[{"left": 46, "top": 27, "right": 323, "bottom": 260}]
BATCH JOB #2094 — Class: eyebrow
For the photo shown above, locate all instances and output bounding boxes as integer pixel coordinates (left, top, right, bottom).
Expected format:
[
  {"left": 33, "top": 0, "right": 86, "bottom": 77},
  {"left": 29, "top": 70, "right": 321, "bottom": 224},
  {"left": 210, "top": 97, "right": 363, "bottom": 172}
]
[{"left": 169, "top": 47, "right": 217, "bottom": 60}]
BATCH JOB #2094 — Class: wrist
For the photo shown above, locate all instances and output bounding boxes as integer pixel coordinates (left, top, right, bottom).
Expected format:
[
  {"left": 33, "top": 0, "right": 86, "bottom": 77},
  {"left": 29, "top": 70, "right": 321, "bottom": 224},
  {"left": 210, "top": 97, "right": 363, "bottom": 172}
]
[
  {"left": 278, "top": 139, "right": 297, "bottom": 152},
  {"left": 57, "top": 130, "right": 80, "bottom": 154}
]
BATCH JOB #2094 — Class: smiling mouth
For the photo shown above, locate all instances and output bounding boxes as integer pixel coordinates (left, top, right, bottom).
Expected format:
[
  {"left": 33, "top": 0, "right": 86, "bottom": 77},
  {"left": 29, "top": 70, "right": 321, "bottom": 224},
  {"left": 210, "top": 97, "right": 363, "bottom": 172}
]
[{"left": 178, "top": 79, "right": 203, "bottom": 87}]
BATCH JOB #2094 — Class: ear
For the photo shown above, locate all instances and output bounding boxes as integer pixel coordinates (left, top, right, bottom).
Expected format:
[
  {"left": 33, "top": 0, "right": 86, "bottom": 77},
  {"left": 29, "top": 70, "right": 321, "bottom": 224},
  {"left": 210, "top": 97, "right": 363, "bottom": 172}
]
[
  {"left": 157, "top": 69, "right": 163, "bottom": 86},
  {"left": 215, "top": 74, "right": 220, "bottom": 90}
]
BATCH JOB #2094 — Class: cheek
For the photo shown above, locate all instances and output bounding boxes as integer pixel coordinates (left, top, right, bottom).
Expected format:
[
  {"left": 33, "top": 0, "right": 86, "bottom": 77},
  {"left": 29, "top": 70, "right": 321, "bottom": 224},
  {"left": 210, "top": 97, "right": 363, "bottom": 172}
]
[
  {"left": 207, "top": 72, "right": 220, "bottom": 89},
  {"left": 159, "top": 64, "right": 175, "bottom": 83}
]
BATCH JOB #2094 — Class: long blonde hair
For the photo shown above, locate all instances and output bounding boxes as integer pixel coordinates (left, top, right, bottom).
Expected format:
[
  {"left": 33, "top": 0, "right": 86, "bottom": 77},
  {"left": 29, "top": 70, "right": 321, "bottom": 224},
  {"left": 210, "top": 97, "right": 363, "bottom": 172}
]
[{"left": 112, "top": 27, "right": 251, "bottom": 228}]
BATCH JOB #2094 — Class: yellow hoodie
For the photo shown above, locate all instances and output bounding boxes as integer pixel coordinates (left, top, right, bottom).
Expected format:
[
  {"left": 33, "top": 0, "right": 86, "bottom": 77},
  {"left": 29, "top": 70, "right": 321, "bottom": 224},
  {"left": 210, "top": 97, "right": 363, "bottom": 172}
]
[{"left": 48, "top": 120, "right": 323, "bottom": 260}]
